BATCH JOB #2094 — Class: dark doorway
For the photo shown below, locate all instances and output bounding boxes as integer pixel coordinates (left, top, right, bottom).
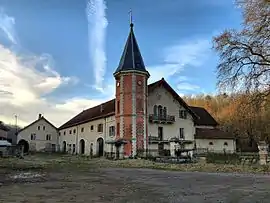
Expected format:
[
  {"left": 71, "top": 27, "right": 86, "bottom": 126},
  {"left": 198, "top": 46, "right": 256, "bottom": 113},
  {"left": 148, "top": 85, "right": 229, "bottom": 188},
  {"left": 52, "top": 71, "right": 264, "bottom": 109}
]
[
  {"left": 158, "top": 127, "right": 163, "bottom": 140},
  {"left": 90, "top": 143, "right": 93, "bottom": 157},
  {"left": 97, "top": 137, "right": 104, "bottom": 157},
  {"left": 18, "top": 139, "right": 29, "bottom": 153},
  {"left": 62, "top": 141, "right": 67, "bottom": 153},
  {"left": 79, "top": 139, "right": 85, "bottom": 154},
  {"left": 158, "top": 127, "right": 164, "bottom": 155},
  {"left": 158, "top": 143, "right": 164, "bottom": 156}
]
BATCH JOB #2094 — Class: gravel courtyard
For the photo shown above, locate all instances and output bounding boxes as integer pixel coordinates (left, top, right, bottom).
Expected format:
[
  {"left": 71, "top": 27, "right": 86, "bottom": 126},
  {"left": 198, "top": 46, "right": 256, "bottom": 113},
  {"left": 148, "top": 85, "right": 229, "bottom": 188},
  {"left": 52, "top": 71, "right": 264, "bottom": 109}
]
[{"left": 1, "top": 155, "right": 270, "bottom": 202}]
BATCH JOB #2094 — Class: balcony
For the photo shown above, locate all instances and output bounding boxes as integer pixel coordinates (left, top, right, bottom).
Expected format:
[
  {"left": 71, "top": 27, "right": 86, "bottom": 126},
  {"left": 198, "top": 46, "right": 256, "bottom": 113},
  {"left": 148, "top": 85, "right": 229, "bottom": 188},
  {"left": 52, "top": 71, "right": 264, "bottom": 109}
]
[
  {"left": 148, "top": 136, "right": 169, "bottom": 144},
  {"left": 149, "top": 114, "right": 175, "bottom": 124}
]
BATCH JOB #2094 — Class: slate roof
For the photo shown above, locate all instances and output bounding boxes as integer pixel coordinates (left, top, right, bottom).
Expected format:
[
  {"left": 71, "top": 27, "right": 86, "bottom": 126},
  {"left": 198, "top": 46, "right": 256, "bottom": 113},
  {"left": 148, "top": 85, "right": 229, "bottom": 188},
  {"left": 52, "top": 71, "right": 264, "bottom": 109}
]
[
  {"left": 195, "top": 128, "right": 235, "bottom": 140},
  {"left": 114, "top": 23, "right": 149, "bottom": 76},
  {"left": 190, "top": 106, "right": 219, "bottom": 126},
  {"left": 59, "top": 79, "right": 218, "bottom": 130}
]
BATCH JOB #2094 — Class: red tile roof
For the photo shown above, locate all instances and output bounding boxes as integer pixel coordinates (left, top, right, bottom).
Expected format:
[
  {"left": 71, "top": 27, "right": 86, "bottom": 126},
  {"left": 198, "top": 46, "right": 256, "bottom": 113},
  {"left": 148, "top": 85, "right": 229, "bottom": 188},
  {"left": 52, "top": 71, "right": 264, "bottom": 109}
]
[{"left": 59, "top": 79, "right": 218, "bottom": 130}]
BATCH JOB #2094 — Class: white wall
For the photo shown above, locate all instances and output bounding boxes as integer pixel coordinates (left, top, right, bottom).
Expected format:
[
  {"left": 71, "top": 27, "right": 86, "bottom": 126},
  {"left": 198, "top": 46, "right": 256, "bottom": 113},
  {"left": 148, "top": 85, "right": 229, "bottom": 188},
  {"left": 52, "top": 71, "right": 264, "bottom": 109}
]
[
  {"left": 59, "top": 115, "right": 116, "bottom": 156},
  {"left": 196, "top": 139, "right": 236, "bottom": 153},
  {"left": 17, "top": 118, "right": 58, "bottom": 152},
  {"left": 147, "top": 85, "right": 195, "bottom": 151}
]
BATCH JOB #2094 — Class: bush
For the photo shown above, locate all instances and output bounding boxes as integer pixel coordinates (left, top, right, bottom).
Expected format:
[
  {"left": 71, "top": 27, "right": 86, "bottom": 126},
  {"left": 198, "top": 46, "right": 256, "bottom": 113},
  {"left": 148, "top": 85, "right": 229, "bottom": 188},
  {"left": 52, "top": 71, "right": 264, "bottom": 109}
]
[{"left": 206, "top": 153, "right": 240, "bottom": 164}]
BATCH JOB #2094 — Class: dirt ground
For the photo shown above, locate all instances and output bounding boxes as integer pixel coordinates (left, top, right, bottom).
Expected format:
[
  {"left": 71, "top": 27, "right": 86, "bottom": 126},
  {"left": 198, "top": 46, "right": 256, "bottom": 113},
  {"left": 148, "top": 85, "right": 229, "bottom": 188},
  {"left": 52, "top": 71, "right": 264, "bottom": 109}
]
[{"left": 1, "top": 154, "right": 270, "bottom": 203}]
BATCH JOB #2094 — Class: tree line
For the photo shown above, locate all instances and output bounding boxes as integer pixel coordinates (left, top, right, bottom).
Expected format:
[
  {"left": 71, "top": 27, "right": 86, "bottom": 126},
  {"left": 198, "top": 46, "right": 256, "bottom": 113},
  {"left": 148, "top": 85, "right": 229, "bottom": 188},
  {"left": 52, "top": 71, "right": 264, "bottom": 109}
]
[{"left": 198, "top": 0, "right": 270, "bottom": 150}]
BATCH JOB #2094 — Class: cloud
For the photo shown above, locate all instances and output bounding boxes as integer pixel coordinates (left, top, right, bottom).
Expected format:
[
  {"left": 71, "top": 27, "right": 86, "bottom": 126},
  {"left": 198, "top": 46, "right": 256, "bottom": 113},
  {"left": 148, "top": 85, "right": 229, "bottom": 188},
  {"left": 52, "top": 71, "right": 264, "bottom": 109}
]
[
  {"left": 86, "top": 0, "right": 108, "bottom": 91},
  {"left": 176, "top": 83, "right": 200, "bottom": 91},
  {"left": 147, "top": 39, "right": 211, "bottom": 84},
  {"left": 0, "top": 43, "right": 111, "bottom": 127},
  {"left": 0, "top": 7, "right": 18, "bottom": 45},
  {"left": 0, "top": 8, "right": 110, "bottom": 127}
]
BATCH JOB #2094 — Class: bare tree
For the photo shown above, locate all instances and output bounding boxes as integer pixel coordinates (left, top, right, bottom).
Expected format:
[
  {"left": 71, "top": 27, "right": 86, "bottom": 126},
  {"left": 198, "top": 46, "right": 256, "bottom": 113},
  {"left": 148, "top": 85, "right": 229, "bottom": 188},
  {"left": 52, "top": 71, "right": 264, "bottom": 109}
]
[{"left": 213, "top": 0, "right": 270, "bottom": 105}]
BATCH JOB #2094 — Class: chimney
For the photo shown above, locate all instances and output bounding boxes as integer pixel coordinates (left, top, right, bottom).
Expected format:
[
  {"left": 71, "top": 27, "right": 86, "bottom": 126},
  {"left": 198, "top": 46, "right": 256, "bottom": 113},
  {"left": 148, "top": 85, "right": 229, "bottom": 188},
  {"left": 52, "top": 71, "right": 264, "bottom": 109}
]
[
  {"left": 100, "top": 104, "right": 104, "bottom": 113},
  {"left": 38, "top": 114, "right": 42, "bottom": 119}
]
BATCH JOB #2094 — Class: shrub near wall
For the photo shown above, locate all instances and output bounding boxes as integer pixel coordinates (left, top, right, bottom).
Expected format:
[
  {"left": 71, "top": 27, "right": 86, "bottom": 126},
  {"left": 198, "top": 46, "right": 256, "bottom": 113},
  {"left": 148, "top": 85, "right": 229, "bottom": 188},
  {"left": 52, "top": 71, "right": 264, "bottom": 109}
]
[{"left": 206, "top": 153, "right": 240, "bottom": 164}]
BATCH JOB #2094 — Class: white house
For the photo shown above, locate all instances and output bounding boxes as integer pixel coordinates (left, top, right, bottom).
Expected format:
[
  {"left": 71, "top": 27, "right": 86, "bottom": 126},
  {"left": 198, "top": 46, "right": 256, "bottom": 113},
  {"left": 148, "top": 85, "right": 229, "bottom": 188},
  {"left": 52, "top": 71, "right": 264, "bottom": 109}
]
[
  {"left": 191, "top": 106, "right": 236, "bottom": 153},
  {"left": 17, "top": 114, "right": 59, "bottom": 153}
]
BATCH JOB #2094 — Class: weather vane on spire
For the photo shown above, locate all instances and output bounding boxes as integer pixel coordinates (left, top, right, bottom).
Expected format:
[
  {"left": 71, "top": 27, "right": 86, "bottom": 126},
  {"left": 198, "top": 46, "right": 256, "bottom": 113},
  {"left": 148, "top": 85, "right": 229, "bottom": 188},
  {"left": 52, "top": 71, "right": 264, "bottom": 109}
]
[{"left": 129, "top": 9, "right": 133, "bottom": 27}]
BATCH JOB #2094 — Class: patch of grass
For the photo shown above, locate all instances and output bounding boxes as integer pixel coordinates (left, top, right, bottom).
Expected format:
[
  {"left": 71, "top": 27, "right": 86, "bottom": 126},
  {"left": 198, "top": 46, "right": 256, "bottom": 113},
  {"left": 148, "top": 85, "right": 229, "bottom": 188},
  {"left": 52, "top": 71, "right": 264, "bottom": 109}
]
[
  {"left": 1, "top": 153, "right": 270, "bottom": 174},
  {"left": 206, "top": 153, "right": 241, "bottom": 164}
]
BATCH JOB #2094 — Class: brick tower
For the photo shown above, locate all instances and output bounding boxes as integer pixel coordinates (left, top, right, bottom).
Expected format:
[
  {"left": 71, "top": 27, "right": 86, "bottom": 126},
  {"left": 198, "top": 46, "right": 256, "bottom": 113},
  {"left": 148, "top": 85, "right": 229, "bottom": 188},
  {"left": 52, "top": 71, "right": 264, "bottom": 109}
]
[{"left": 113, "top": 18, "right": 150, "bottom": 157}]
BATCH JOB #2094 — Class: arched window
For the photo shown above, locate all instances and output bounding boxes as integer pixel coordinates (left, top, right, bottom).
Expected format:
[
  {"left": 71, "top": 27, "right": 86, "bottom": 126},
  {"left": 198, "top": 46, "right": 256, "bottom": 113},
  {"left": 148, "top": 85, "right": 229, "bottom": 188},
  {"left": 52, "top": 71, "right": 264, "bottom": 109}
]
[
  {"left": 158, "top": 105, "right": 163, "bottom": 118},
  {"left": 209, "top": 142, "right": 213, "bottom": 145},
  {"left": 153, "top": 105, "right": 157, "bottom": 116},
  {"left": 224, "top": 142, "right": 228, "bottom": 146},
  {"left": 163, "top": 107, "right": 167, "bottom": 118}
]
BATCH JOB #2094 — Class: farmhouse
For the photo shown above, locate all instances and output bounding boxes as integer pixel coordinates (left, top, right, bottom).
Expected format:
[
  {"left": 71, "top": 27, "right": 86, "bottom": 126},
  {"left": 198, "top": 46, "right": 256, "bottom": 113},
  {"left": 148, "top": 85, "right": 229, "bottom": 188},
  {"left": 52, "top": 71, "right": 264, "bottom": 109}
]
[
  {"left": 17, "top": 114, "right": 59, "bottom": 153},
  {"left": 57, "top": 21, "right": 236, "bottom": 158}
]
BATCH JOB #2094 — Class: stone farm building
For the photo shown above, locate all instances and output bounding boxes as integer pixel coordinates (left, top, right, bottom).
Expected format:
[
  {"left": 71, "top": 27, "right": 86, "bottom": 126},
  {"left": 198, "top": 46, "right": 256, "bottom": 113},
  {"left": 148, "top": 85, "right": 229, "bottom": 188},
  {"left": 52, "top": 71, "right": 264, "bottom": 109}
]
[{"left": 17, "top": 22, "right": 235, "bottom": 157}]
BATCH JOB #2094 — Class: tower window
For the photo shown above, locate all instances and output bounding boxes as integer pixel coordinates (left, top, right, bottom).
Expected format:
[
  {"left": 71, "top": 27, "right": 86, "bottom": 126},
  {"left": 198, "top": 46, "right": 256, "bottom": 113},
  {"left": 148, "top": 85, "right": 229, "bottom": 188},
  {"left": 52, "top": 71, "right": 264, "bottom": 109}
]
[
  {"left": 117, "top": 101, "right": 120, "bottom": 114},
  {"left": 137, "top": 98, "right": 143, "bottom": 111},
  {"left": 117, "top": 123, "right": 120, "bottom": 135}
]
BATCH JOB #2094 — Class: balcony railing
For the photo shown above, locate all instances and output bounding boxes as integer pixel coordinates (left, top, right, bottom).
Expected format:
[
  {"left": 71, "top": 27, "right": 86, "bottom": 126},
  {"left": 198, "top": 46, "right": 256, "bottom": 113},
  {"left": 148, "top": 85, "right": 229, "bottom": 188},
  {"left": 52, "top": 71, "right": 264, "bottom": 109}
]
[
  {"left": 148, "top": 136, "right": 169, "bottom": 143},
  {"left": 149, "top": 114, "right": 175, "bottom": 124},
  {"left": 148, "top": 136, "right": 193, "bottom": 144}
]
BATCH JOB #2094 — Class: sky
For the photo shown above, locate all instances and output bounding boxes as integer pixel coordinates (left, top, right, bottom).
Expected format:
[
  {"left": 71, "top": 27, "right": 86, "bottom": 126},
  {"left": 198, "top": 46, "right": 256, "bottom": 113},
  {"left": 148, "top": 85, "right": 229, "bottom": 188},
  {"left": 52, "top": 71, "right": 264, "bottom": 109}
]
[{"left": 0, "top": 0, "right": 242, "bottom": 127}]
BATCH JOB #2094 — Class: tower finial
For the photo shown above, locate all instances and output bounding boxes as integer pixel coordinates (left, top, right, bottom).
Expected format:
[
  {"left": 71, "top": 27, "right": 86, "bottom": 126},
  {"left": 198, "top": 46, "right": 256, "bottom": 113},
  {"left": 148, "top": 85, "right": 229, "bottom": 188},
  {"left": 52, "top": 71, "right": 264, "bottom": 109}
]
[{"left": 129, "top": 9, "right": 133, "bottom": 27}]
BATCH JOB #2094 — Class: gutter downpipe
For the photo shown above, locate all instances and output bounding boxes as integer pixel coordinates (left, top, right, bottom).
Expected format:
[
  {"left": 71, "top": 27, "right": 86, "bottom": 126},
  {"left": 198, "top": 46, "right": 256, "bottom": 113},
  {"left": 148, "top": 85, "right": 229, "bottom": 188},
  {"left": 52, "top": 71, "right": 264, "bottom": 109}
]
[
  {"left": 76, "top": 126, "right": 79, "bottom": 154},
  {"left": 104, "top": 117, "right": 107, "bottom": 157}
]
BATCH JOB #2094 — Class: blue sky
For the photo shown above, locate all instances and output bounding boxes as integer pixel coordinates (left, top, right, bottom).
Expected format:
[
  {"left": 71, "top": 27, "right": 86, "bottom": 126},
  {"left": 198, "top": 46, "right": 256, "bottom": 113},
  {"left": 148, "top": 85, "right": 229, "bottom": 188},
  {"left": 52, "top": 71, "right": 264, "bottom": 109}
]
[{"left": 0, "top": 0, "right": 242, "bottom": 126}]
